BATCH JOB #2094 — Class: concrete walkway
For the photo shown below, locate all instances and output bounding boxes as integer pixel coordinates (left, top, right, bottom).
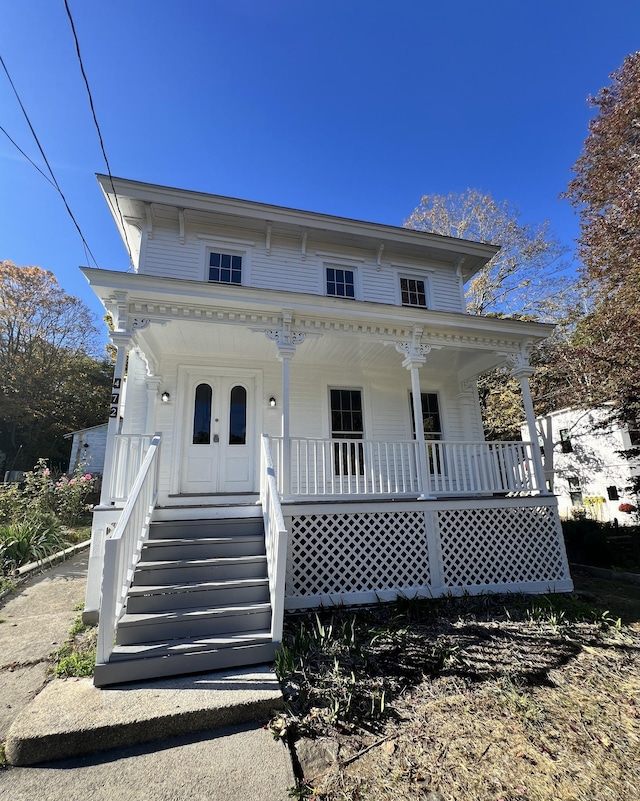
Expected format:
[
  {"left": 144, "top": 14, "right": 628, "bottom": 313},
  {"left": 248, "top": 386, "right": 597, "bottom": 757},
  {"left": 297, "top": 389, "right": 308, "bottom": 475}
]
[{"left": 0, "top": 552, "right": 294, "bottom": 800}]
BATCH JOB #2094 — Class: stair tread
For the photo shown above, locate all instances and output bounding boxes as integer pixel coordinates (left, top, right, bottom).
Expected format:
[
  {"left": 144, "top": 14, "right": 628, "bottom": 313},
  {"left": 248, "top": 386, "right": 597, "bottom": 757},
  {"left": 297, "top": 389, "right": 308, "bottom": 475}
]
[
  {"left": 137, "top": 554, "right": 267, "bottom": 569},
  {"left": 127, "top": 577, "right": 269, "bottom": 595},
  {"left": 120, "top": 601, "right": 271, "bottom": 625},
  {"left": 110, "top": 629, "right": 273, "bottom": 658},
  {"left": 145, "top": 535, "right": 264, "bottom": 545}
]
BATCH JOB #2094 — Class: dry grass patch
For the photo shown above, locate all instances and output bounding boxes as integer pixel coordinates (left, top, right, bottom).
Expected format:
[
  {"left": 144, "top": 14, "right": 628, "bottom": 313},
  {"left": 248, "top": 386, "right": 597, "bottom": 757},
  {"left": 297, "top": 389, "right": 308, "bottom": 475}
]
[{"left": 276, "top": 572, "right": 640, "bottom": 801}]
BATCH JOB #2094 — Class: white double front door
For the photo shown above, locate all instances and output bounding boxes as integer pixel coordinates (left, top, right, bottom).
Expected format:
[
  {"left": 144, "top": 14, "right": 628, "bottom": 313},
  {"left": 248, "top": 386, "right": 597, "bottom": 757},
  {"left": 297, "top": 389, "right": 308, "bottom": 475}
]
[{"left": 180, "top": 371, "right": 256, "bottom": 494}]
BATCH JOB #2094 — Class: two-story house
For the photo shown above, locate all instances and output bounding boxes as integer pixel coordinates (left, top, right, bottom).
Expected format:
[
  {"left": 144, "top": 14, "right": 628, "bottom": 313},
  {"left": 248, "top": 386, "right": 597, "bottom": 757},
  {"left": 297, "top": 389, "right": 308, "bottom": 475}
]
[
  {"left": 83, "top": 176, "right": 572, "bottom": 686},
  {"left": 532, "top": 406, "right": 640, "bottom": 523}
]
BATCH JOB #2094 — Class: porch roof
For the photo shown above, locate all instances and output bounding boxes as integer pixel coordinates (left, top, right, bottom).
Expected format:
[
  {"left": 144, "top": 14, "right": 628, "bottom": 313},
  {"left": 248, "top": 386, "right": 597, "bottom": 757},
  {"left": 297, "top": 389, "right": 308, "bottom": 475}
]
[{"left": 82, "top": 268, "right": 553, "bottom": 380}]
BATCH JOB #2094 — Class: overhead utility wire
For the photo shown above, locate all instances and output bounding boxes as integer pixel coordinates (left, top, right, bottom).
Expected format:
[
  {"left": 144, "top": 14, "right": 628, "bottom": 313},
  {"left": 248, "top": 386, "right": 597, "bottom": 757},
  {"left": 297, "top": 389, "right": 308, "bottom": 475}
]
[
  {"left": 63, "top": 0, "right": 134, "bottom": 270},
  {"left": 0, "top": 50, "right": 100, "bottom": 268},
  {"left": 0, "top": 124, "right": 57, "bottom": 189}
]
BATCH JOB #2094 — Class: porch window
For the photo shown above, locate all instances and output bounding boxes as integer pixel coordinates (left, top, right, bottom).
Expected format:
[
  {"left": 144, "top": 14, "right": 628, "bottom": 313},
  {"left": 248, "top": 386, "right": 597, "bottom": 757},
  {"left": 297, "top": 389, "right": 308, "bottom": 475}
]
[
  {"left": 607, "top": 485, "right": 619, "bottom": 501},
  {"left": 192, "top": 383, "right": 212, "bottom": 444},
  {"left": 409, "top": 392, "right": 442, "bottom": 440},
  {"left": 229, "top": 385, "right": 247, "bottom": 445},
  {"left": 330, "top": 388, "right": 364, "bottom": 475},
  {"left": 208, "top": 252, "right": 242, "bottom": 285},
  {"left": 400, "top": 277, "right": 428, "bottom": 308},
  {"left": 410, "top": 392, "right": 442, "bottom": 473},
  {"left": 326, "top": 267, "right": 355, "bottom": 298}
]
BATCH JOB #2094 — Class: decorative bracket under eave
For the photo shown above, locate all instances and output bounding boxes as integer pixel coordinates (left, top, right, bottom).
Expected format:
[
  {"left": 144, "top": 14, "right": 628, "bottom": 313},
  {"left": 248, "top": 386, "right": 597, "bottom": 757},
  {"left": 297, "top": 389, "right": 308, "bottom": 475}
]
[
  {"left": 376, "top": 242, "right": 385, "bottom": 271},
  {"left": 144, "top": 203, "right": 153, "bottom": 239},
  {"left": 266, "top": 222, "right": 272, "bottom": 256},
  {"left": 301, "top": 230, "right": 308, "bottom": 260},
  {"left": 178, "top": 209, "right": 186, "bottom": 244}
]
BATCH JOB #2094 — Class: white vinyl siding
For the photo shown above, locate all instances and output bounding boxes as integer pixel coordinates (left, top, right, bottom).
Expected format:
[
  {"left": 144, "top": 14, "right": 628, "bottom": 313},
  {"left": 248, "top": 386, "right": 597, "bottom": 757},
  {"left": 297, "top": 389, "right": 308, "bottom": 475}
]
[{"left": 140, "top": 221, "right": 466, "bottom": 313}]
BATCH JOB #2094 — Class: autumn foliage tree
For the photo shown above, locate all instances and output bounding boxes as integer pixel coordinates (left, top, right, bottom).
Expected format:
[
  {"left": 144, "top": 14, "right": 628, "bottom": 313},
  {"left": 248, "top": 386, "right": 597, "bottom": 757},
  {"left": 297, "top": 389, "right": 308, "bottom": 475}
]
[
  {"left": 562, "top": 52, "right": 640, "bottom": 427},
  {"left": 404, "top": 189, "right": 568, "bottom": 317},
  {"left": 0, "top": 261, "right": 112, "bottom": 472}
]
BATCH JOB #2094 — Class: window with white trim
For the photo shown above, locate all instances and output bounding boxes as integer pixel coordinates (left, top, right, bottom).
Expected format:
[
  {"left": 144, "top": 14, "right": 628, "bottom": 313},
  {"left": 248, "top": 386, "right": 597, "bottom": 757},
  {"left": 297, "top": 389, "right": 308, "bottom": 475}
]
[
  {"left": 208, "top": 251, "right": 242, "bottom": 285},
  {"left": 400, "top": 276, "right": 428, "bottom": 308},
  {"left": 330, "top": 388, "right": 364, "bottom": 475},
  {"left": 326, "top": 267, "right": 355, "bottom": 298}
]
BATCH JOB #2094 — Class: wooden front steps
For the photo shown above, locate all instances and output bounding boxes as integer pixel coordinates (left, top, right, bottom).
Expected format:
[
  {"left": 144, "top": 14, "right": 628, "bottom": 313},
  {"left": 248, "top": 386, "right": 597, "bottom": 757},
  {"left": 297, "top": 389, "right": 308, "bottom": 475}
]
[{"left": 94, "top": 515, "right": 276, "bottom": 687}]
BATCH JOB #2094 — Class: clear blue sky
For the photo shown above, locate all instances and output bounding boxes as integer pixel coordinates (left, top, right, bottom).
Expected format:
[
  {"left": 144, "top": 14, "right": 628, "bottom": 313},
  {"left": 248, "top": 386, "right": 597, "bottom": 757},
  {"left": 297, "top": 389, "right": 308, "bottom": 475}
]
[{"left": 1, "top": 1, "right": 638, "bottom": 336}]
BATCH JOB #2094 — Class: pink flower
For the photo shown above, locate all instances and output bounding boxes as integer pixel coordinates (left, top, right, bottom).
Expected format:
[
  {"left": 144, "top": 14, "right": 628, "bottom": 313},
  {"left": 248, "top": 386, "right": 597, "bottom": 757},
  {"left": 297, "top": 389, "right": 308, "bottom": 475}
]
[
  {"left": 44, "top": 468, "right": 50, "bottom": 476},
  {"left": 69, "top": 478, "right": 76, "bottom": 485},
  {"left": 84, "top": 474, "right": 92, "bottom": 480}
]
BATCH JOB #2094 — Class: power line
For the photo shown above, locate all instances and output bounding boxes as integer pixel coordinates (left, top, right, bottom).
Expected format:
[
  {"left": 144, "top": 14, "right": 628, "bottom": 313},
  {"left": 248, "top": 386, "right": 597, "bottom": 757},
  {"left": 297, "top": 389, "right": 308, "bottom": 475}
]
[
  {"left": 0, "top": 124, "right": 57, "bottom": 189},
  {"left": 0, "top": 50, "right": 100, "bottom": 268},
  {"left": 63, "top": 0, "right": 134, "bottom": 269}
]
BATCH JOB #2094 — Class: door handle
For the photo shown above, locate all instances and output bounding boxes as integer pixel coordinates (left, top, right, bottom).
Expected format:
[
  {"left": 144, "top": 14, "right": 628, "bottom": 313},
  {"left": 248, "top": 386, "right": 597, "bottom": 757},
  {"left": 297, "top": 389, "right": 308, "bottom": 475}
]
[{"left": 213, "top": 434, "right": 220, "bottom": 443}]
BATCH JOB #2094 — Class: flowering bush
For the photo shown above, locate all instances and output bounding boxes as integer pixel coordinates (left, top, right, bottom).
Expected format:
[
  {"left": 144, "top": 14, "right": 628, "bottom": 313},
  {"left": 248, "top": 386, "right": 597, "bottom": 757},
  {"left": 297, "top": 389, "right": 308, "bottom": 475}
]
[
  {"left": 54, "top": 470, "right": 97, "bottom": 526},
  {"left": 0, "top": 460, "right": 97, "bottom": 528},
  {"left": 618, "top": 503, "right": 637, "bottom": 514}
]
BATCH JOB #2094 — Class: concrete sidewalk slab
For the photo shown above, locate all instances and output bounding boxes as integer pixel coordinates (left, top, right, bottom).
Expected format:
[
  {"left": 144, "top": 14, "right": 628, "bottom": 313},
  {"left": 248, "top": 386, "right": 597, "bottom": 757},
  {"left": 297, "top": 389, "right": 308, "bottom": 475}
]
[
  {"left": 0, "top": 721, "right": 295, "bottom": 801},
  {"left": 5, "top": 665, "right": 284, "bottom": 766},
  {"left": 0, "top": 551, "right": 88, "bottom": 740}
]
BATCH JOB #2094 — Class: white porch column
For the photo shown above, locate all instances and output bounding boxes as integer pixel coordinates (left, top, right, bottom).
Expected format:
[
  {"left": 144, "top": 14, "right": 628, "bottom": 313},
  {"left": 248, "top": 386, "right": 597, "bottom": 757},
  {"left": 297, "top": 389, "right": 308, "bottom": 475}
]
[
  {"left": 280, "top": 350, "right": 293, "bottom": 499},
  {"left": 266, "top": 310, "right": 306, "bottom": 500},
  {"left": 395, "top": 328, "right": 434, "bottom": 499},
  {"left": 507, "top": 345, "right": 547, "bottom": 494},
  {"left": 85, "top": 329, "right": 130, "bottom": 624},
  {"left": 98, "top": 331, "right": 130, "bottom": 507}
]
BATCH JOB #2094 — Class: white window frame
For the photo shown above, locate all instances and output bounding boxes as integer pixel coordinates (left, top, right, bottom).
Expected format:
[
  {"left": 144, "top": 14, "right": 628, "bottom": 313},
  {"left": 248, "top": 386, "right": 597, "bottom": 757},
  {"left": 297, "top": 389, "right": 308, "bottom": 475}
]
[
  {"left": 318, "top": 253, "right": 363, "bottom": 300},
  {"left": 198, "top": 235, "right": 254, "bottom": 286},
  {"left": 393, "top": 264, "right": 435, "bottom": 309}
]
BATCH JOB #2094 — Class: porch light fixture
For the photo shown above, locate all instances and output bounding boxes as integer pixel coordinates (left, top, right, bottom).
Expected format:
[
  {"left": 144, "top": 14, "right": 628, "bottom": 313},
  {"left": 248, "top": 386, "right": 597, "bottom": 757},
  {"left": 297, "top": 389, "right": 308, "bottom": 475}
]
[
  {"left": 161, "top": 392, "right": 171, "bottom": 403},
  {"left": 269, "top": 397, "right": 277, "bottom": 408}
]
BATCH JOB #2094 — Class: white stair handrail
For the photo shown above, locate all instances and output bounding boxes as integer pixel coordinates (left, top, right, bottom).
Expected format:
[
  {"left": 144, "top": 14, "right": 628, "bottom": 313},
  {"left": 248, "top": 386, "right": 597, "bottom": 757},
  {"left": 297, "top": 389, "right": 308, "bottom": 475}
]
[
  {"left": 260, "top": 435, "right": 288, "bottom": 644},
  {"left": 97, "top": 434, "right": 161, "bottom": 667}
]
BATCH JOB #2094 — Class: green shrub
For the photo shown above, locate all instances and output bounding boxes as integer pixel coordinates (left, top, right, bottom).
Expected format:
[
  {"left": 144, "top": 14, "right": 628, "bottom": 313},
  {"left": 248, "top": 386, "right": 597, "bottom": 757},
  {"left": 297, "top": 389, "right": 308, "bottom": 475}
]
[{"left": 0, "top": 516, "right": 66, "bottom": 573}]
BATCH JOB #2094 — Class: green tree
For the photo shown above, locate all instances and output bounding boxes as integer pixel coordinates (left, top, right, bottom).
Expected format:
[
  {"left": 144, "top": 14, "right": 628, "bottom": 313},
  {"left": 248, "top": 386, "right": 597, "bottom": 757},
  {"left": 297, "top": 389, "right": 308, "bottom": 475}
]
[
  {"left": 404, "top": 189, "right": 568, "bottom": 317},
  {"left": 0, "top": 261, "right": 111, "bottom": 471}
]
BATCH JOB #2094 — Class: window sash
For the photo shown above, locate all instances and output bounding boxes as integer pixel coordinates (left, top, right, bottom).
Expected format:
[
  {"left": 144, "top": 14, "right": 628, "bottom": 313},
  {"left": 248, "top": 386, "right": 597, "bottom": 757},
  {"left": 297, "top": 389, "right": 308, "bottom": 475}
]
[{"left": 400, "top": 277, "right": 427, "bottom": 308}]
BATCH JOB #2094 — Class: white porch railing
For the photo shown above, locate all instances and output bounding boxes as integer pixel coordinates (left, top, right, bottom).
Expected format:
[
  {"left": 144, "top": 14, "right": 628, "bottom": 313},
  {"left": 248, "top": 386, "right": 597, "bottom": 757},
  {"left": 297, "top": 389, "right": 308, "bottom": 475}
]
[
  {"left": 108, "top": 434, "right": 156, "bottom": 504},
  {"left": 426, "top": 440, "right": 540, "bottom": 494},
  {"left": 260, "top": 435, "right": 288, "bottom": 644},
  {"left": 271, "top": 437, "right": 540, "bottom": 497},
  {"left": 97, "top": 435, "right": 161, "bottom": 666}
]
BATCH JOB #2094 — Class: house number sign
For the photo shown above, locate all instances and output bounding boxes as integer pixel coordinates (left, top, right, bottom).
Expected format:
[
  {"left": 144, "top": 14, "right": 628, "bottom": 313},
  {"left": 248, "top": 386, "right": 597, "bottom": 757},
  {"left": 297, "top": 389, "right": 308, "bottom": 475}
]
[{"left": 109, "top": 378, "right": 122, "bottom": 419}]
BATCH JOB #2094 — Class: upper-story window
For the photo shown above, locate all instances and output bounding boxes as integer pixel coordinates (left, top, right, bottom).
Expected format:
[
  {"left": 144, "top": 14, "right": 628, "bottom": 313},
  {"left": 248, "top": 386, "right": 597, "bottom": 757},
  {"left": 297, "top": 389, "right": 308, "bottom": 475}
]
[
  {"left": 400, "top": 276, "right": 428, "bottom": 308},
  {"left": 209, "top": 251, "right": 242, "bottom": 285},
  {"left": 326, "top": 267, "right": 355, "bottom": 298}
]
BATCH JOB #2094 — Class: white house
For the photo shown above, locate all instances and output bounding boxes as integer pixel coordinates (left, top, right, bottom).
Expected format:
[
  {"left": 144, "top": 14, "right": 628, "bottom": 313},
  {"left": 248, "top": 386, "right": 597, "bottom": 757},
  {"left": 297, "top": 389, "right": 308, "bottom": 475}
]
[
  {"left": 530, "top": 406, "right": 640, "bottom": 524},
  {"left": 82, "top": 176, "right": 572, "bottom": 686},
  {"left": 65, "top": 423, "right": 109, "bottom": 475}
]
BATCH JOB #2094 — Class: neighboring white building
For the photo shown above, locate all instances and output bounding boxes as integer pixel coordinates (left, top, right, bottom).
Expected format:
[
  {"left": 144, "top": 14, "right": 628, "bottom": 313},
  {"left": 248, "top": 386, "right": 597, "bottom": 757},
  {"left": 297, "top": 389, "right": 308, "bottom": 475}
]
[
  {"left": 83, "top": 175, "right": 572, "bottom": 686},
  {"left": 65, "top": 423, "right": 109, "bottom": 475},
  {"left": 527, "top": 406, "right": 640, "bottom": 524}
]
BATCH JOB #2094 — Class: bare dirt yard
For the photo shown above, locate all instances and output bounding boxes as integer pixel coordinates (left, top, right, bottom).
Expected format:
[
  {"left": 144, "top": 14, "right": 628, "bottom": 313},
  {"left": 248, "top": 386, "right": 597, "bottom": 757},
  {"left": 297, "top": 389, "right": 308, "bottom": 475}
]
[{"left": 275, "top": 569, "right": 640, "bottom": 801}]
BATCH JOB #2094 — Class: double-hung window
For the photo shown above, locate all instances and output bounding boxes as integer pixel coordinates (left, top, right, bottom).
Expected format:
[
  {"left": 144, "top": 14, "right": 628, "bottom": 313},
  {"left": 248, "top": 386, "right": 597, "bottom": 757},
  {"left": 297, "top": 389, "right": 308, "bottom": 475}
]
[
  {"left": 400, "top": 276, "right": 428, "bottom": 308},
  {"left": 326, "top": 267, "right": 355, "bottom": 298},
  {"left": 330, "top": 388, "right": 364, "bottom": 475},
  {"left": 208, "top": 251, "right": 242, "bottom": 285}
]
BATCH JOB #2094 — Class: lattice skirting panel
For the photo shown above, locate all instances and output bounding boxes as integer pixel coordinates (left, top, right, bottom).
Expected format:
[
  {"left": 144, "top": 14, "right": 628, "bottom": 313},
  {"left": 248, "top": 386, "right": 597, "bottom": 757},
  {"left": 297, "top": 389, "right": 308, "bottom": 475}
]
[
  {"left": 286, "top": 510, "right": 430, "bottom": 607},
  {"left": 438, "top": 505, "right": 571, "bottom": 589}
]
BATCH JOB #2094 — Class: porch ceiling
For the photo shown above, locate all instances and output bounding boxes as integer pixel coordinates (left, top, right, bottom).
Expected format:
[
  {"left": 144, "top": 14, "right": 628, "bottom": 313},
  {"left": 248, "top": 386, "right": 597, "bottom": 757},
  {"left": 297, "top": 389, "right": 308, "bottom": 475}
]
[
  {"left": 139, "top": 317, "right": 498, "bottom": 376},
  {"left": 83, "top": 268, "right": 554, "bottom": 381}
]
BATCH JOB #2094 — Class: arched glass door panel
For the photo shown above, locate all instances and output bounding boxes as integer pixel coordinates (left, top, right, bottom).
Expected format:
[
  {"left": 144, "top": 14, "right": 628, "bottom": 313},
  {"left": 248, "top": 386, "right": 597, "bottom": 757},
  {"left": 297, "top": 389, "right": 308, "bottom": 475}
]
[
  {"left": 229, "top": 385, "right": 247, "bottom": 445},
  {"left": 193, "top": 383, "right": 212, "bottom": 444}
]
